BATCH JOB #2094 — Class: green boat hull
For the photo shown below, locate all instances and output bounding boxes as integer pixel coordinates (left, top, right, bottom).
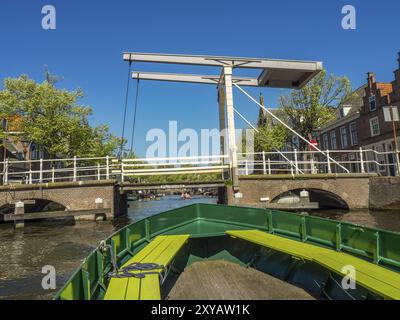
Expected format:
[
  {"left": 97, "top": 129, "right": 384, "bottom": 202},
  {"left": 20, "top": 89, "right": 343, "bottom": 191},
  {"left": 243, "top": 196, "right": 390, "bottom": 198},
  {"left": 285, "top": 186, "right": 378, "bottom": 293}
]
[{"left": 55, "top": 203, "right": 400, "bottom": 300}]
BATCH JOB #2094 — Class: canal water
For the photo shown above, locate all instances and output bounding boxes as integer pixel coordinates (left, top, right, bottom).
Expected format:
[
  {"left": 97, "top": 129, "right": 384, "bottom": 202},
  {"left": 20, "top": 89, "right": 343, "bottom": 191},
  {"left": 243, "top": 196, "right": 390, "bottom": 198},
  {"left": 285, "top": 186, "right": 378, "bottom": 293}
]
[{"left": 0, "top": 195, "right": 399, "bottom": 300}]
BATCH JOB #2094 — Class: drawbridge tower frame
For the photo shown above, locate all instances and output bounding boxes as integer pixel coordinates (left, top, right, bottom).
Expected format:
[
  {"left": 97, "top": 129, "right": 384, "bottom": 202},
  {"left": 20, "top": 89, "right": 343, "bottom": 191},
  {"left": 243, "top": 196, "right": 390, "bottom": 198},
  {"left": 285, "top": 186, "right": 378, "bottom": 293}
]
[{"left": 123, "top": 52, "right": 323, "bottom": 190}]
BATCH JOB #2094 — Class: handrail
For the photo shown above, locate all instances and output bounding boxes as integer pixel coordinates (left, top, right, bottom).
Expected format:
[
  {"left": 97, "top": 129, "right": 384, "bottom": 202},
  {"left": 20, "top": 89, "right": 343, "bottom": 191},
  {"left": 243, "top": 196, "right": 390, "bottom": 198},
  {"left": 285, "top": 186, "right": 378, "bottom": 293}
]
[{"left": 0, "top": 148, "right": 398, "bottom": 186}]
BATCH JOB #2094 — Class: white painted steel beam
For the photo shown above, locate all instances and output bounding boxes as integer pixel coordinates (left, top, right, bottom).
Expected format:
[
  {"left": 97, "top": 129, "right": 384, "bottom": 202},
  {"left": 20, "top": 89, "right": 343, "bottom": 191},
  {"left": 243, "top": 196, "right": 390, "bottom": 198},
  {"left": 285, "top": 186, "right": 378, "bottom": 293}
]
[
  {"left": 123, "top": 52, "right": 323, "bottom": 89},
  {"left": 132, "top": 72, "right": 259, "bottom": 86},
  {"left": 123, "top": 52, "right": 322, "bottom": 70}
]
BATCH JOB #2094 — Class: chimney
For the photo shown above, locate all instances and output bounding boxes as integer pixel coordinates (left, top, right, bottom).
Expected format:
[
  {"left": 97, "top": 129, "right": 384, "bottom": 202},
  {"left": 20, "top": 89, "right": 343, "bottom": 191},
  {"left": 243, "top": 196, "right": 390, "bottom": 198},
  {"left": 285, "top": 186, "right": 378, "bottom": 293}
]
[{"left": 367, "top": 72, "right": 375, "bottom": 88}]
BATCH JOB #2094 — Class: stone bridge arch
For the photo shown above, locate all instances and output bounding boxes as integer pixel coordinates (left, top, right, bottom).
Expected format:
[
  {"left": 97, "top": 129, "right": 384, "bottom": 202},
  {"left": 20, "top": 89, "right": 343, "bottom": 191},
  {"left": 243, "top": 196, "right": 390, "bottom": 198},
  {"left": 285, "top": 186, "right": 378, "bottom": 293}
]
[
  {"left": 268, "top": 181, "right": 351, "bottom": 210},
  {"left": 0, "top": 181, "right": 126, "bottom": 219},
  {"left": 229, "top": 175, "right": 371, "bottom": 210}
]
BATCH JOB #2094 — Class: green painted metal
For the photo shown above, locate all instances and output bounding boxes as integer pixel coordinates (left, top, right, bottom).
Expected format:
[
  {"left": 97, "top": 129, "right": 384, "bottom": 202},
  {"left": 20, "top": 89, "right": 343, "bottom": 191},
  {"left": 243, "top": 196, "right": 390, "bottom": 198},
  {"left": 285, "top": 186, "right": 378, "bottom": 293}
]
[{"left": 54, "top": 203, "right": 400, "bottom": 300}]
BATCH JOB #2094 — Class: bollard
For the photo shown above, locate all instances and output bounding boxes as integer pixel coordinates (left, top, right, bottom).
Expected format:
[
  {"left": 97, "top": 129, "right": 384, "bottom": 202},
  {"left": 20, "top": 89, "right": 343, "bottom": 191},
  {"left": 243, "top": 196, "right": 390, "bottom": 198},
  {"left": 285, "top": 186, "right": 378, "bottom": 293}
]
[
  {"left": 14, "top": 201, "right": 25, "bottom": 229},
  {"left": 300, "top": 190, "right": 310, "bottom": 204},
  {"left": 95, "top": 198, "right": 105, "bottom": 222}
]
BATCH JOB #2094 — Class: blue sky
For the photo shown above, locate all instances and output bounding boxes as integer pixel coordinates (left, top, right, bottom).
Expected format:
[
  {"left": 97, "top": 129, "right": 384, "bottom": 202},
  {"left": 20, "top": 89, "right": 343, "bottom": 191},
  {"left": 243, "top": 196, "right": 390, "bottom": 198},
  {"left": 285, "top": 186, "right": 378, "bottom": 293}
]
[{"left": 0, "top": 0, "right": 399, "bottom": 157}]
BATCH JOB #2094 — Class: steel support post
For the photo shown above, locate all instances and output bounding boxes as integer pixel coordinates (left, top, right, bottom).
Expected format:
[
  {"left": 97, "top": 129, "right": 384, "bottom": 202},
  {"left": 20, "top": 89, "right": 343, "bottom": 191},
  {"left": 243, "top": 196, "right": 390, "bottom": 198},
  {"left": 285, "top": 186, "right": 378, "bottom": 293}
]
[{"left": 223, "top": 67, "right": 239, "bottom": 190}]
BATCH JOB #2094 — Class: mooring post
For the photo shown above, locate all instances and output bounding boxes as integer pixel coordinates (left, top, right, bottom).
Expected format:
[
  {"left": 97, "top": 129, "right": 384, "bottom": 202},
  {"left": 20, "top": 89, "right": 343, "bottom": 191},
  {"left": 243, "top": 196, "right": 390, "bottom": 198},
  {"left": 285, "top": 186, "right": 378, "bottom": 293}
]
[
  {"left": 14, "top": 201, "right": 25, "bottom": 229},
  {"left": 95, "top": 198, "right": 105, "bottom": 221}
]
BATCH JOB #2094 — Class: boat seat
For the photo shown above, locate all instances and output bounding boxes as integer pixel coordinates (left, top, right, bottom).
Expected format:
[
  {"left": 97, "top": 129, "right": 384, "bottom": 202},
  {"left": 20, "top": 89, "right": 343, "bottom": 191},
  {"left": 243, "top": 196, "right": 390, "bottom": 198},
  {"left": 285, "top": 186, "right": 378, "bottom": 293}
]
[
  {"left": 227, "top": 229, "right": 400, "bottom": 300},
  {"left": 104, "top": 234, "right": 190, "bottom": 300}
]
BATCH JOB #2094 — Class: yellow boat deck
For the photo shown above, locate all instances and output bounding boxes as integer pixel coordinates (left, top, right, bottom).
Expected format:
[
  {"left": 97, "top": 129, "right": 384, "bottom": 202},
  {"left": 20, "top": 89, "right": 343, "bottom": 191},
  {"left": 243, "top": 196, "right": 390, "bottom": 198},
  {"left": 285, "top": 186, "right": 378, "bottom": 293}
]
[
  {"left": 227, "top": 229, "right": 400, "bottom": 300},
  {"left": 104, "top": 234, "right": 190, "bottom": 300}
]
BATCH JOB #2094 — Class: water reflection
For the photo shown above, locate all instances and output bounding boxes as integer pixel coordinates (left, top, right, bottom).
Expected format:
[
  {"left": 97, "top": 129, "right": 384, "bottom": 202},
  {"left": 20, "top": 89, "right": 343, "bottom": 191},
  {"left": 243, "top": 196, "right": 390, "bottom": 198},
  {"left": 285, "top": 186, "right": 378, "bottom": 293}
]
[{"left": 0, "top": 195, "right": 216, "bottom": 300}]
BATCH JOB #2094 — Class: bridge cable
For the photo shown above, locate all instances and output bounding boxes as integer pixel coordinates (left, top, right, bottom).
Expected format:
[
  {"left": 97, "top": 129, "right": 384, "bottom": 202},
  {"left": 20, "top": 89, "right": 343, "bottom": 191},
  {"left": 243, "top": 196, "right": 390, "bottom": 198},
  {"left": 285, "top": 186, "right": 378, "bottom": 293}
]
[
  {"left": 119, "top": 61, "right": 132, "bottom": 159},
  {"left": 129, "top": 76, "right": 140, "bottom": 155}
]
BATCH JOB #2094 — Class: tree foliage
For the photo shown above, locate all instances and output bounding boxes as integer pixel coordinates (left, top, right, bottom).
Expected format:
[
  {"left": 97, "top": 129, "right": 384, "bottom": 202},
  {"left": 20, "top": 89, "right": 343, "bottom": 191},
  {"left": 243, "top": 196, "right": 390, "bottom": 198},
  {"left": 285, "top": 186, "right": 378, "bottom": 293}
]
[
  {"left": 0, "top": 75, "right": 123, "bottom": 157},
  {"left": 277, "top": 69, "right": 352, "bottom": 150},
  {"left": 254, "top": 122, "right": 288, "bottom": 152}
]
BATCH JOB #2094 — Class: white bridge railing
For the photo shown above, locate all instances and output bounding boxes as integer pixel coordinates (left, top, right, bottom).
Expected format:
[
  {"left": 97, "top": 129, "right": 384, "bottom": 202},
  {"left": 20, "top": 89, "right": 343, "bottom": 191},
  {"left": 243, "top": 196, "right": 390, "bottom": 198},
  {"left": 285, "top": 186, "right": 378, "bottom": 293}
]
[
  {"left": 0, "top": 148, "right": 398, "bottom": 185},
  {"left": 0, "top": 155, "right": 230, "bottom": 185},
  {"left": 237, "top": 149, "right": 400, "bottom": 176},
  {"left": 116, "top": 155, "right": 229, "bottom": 182}
]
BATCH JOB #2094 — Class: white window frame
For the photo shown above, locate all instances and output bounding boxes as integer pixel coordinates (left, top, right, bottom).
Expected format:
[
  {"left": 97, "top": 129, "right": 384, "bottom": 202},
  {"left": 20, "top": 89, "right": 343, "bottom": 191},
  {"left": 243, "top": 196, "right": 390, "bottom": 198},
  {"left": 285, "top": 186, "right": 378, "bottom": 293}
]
[
  {"left": 369, "top": 95, "right": 377, "bottom": 111},
  {"left": 349, "top": 122, "right": 358, "bottom": 146},
  {"left": 340, "top": 126, "right": 348, "bottom": 149},
  {"left": 369, "top": 117, "right": 380, "bottom": 137}
]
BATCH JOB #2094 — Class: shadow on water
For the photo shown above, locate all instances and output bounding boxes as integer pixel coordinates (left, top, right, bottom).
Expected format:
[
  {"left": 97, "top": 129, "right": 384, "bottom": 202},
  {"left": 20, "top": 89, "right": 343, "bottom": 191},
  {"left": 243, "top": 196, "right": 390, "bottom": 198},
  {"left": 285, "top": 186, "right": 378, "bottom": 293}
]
[{"left": 0, "top": 195, "right": 399, "bottom": 300}]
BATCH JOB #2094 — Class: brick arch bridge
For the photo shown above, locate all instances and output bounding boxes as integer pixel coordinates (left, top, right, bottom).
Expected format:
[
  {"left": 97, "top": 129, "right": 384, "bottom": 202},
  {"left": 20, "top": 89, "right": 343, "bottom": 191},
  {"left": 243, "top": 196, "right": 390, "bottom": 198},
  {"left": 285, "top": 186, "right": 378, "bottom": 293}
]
[{"left": 0, "top": 180, "right": 127, "bottom": 219}]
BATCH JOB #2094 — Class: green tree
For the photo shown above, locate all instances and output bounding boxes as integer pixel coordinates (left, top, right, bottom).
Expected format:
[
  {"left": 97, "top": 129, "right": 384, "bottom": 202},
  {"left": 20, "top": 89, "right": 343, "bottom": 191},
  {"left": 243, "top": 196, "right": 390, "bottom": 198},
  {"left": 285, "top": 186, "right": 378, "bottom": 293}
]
[
  {"left": 0, "top": 75, "right": 122, "bottom": 157},
  {"left": 254, "top": 123, "right": 288, "bottom": 152},
  {"left": 278, "top": 69, "right": 352, "bottom": 150}
]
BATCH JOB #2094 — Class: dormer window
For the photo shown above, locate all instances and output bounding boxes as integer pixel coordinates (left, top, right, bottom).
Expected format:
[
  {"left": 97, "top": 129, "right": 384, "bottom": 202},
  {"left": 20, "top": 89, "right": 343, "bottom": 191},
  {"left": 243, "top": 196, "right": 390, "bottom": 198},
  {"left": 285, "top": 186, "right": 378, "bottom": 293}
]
[
  {"left": 369, "top": 95, "right": 376, "bottom": 111},
  {"left": 340, "top": 105, "right": 352, "bottom": 118}
]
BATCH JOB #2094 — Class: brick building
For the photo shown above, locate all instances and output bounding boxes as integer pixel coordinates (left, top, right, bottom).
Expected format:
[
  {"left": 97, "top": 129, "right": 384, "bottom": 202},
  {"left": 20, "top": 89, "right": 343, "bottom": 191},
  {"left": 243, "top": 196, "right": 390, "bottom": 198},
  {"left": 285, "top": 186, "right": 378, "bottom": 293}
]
[
  {"left": 316, "top": 85, "right": 365, "bottom": 172},
  {"left": 317, "top": 53, "right": 400, "bottom": 176}
]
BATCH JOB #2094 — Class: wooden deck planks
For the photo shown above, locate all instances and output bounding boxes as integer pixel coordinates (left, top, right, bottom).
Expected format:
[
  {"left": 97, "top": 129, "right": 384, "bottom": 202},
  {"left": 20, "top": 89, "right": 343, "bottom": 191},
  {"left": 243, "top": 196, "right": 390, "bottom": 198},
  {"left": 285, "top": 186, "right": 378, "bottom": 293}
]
[{"left": 167, "top": 260, "right": 315, "bottom": 300}]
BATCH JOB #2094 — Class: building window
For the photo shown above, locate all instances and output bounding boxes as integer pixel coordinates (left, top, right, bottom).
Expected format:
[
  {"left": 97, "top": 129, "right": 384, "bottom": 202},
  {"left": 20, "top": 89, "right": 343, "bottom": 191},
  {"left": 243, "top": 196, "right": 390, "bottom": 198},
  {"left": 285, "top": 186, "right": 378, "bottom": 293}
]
[
  {"left": 323, "top": 133, "right": 329, "bottom": 150},
  {"left": 369, "top": 95, "right": 376, "bottom": 111},
  {"left": 350, "top": 122, "right": 358, "bottom": 146},
  {"left": 369, "top": 117, "right": 380, "bottom": 137},
  {"left": 330, "top": 132, "right": 337, "bottom": 150},
  {"left": 340, "top": 127, "right": 348, "bottom": 149}
]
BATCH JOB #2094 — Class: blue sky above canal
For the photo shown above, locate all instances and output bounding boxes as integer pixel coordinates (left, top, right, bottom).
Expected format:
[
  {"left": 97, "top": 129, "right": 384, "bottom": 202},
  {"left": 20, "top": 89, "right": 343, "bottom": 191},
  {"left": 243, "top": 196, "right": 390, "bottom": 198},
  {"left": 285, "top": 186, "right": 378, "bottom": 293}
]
[{"left": 0, "top": 0, "right": 400, "bottom": 157}]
